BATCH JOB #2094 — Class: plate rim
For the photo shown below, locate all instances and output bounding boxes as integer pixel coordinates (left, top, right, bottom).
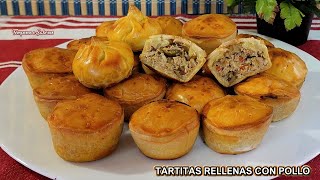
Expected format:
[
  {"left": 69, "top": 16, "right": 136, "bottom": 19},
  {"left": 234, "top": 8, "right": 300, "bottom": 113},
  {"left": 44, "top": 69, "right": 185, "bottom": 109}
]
[{"left": 1, "top": 32, "right": 320, "bottom": 180}]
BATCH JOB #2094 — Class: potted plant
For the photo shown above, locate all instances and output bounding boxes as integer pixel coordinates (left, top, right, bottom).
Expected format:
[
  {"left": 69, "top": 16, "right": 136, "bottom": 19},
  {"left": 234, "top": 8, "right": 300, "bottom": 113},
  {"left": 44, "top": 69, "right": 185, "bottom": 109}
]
[{"left": 227, "top": 0, "right": 320, "bottom": 46}]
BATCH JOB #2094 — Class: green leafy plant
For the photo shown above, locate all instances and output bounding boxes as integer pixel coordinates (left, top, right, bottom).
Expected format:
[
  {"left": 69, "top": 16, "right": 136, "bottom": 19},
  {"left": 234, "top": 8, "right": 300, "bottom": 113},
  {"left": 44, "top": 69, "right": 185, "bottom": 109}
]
[{"left": 227, "top": 0, "right": 320, "bottom": 31}]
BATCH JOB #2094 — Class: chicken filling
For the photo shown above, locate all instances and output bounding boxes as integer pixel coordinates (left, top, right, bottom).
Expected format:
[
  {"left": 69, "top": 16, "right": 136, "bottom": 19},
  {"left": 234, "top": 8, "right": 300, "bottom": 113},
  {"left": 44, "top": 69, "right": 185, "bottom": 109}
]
[
  {"left": 214, "top": 45, "right": 267, "bottom": 83},
  {"left": 145, "top": 42, "right": 198, "bottom": 77}
]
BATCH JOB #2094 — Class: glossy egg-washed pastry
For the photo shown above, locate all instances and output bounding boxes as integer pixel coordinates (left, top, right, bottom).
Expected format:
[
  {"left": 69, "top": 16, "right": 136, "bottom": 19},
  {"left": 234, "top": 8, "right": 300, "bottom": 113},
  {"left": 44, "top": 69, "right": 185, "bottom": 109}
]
[
  {"left": 264, "top": 48, "right": 307, "bottom": 89},
  {"left": 234, "top": 74, "right": 300, "bottom": 122},
  {"left": 96, "top": 20, "right": 116, "bottom": 37},
  {"left": 166, "top": 76, "right": 225, "bottom": 113},
  {"left": 207, "top": 38, "right": 271, "bottom": 87},
  {"left": 67, "top": 36, "right": 109, "bottom": 50},
  {"left": 202, "top": 95, "right": 273, "bottom": 154},
  {"left": 72, "top": 41, "right": 134, "bottom": 89},
  {"left": 47, "top": 94, "right": 124, "bottom": 162},
  {"left": 129, "top": 100, "right": 199, "bottom": 159},
  {"left": 140, "top": 34, "right": 207, "bottom": 83},
  {"left": 156, "top": 16, "right": 183, "bottom": 36},
  {"left": 104, "top": 74, "right": 166, "bottom": 120},
  {"left": 237, "top": 34, "right": 275, "bottom": 48},
  {"left": 33, "top": 75, "right": 92, "bottom": 119},
  {"left": 22, "top": 47, "right": 77, "bottom": 89},
  {"left": 101, "top": 5, "right": 162, "bottom": 51},
  {"left": 182, "top": 14, "right": 237, "bottom": 54}
]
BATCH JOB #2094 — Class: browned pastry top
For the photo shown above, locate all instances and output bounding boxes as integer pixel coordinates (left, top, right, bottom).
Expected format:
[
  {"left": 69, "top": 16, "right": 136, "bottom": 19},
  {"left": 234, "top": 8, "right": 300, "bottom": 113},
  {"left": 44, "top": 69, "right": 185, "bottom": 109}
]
[
  {"left": 23, "top": 47, "right": 76, "bottom": 73},
  {"left": 48, "top": 94, "right": 123, "bottom": 132},
  {"left": 182, "top": 14, "right": 237, "bottom": 38}
]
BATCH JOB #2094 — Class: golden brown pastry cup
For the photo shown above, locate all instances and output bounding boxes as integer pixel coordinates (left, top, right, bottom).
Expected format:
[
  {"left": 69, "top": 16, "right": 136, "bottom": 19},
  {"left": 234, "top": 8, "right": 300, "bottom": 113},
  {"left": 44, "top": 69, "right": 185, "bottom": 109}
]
[
  {"left": 72, "top": 41, "right": 134, "bottom": 89},
  {"left": 102, "top": 5, "right": 162, "bottom": 51},
  {"left": 264, "top": 48, "right": 307, "bottom": 89},
  {"left": 47, "top": 94, "right": 124, "bottom": 162},
  {"left": 129, "top": 100, "right": 199, "bottom": 159},
  {"left": 203, "top": 118, "right": 272, "bottom": 154},
  {"left": 166, "top": 76, "right": 225, "bottom": 113},
  {"left": 202, "top": 95, "right": 273, "bottom": 154},
  {"left": 33, "top": 75, "right": 92, "bottom": 119},
  {"left": 184, "top": 31, "right": 237, "bottom": 55},
  {"left": 34, "top": 97, "right": 60, "bottom": 120},
  {"left": 23, "top": 65, "right": 68, "bottom": 89},
  {"left": 104, "top": 74, "right": 166, "bottom": 120},
  {"left": 22, "top": 47, "right": 76, "bottom": 89},
  {"left": 95, "top": 20, "right": 115, "bottom": 37},
  {"left": 155, "top": 16, "right": 183, "bottom": 36},
  {"left": 258, "top": 97, "right": 300, "bottom": 122},
  {"left": 234, "top": 74, "right": 301, "bottom": 122},
  {"left": 182, "top": 14, "right": 237, "bottom": 54}
]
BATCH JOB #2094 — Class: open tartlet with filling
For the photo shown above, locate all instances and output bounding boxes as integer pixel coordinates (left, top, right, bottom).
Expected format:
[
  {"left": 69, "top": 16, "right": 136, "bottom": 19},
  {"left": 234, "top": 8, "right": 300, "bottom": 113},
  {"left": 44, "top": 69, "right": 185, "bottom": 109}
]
[
  {"left": 207, "top": 38, "right": 271, "bottom": 87},
  {"left": 129, "top": 100, "right": 199, "bottom": 159},
  {"left": 140, "top": 34, "right": 207, "bottom": 83}
]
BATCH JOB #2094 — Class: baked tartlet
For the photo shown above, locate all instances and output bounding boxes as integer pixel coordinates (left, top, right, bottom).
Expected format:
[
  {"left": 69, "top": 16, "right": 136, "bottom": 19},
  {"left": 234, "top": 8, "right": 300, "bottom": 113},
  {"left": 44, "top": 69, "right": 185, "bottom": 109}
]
[
  {"left": 33, "top": 75, "right": 92, "bottom": 119},
  {"left": 182, "top": 14, "right": 237, "bottom": 54},
  {"left": 234, "top": 74, "right": 300, "bottom": 122},
  {"left": 103, "top": 5, "right": 162, "bottom": 51},
  {"left": 237, "top": 34, "right": 274, "bottom": 48},
  {"left": 202, "top": 95, "right": 273, "bottom": 154},
  {"left": 72, "top": 40, "right": 134, "bottom": 89},
  {"left": 156, "top": 16, "right": 183, "bottom": 36},
  {"left": 67, "top": 36, "right": 109, "bottom": 50},
  {"left": 166, "top": 76, "right": 226, "bottom": 113},
  {"left": 207, "top": 38, "right": 271, "bottom": 87},
  {"left": 96, "top": 20, "right": 116, "bottom": 37},
  {"left": 129, "top": 100, "right": 199, "bottom": 159},
  {"left": 104, "top": 74, "right": 166, "bottom": 120},
  {"left": 22, "top": 47, "right": 77, "bottom": 89},
  {"left": 47, "top": 93, "right": 124, "bottom": 162},
  {"left": 140, "top": 34, "right": 207, "bottom": 82},
  {"left": 264, "top": 48, "right": 307, "bottom": 89}
]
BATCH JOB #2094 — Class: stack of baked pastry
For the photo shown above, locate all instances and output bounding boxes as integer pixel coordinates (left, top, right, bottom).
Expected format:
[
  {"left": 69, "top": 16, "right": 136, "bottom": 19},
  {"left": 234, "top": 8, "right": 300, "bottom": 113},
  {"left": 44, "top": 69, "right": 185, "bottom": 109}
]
[{"left": 22, "top": 5, "right": 307, "bottom": 162}]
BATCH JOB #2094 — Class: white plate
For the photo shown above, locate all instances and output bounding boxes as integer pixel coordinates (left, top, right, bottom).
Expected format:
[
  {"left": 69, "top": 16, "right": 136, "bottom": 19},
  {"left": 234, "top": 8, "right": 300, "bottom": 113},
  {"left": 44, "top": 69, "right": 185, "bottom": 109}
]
[{"left": 1, "top": 31, "right": 320, "bottom": 180}]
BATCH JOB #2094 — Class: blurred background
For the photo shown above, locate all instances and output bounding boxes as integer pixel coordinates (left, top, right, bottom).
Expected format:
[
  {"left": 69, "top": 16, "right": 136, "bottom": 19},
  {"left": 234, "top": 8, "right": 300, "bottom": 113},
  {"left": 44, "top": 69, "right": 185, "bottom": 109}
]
[{"left": 0, "top": 0, "right": 253, "bottom": 16}]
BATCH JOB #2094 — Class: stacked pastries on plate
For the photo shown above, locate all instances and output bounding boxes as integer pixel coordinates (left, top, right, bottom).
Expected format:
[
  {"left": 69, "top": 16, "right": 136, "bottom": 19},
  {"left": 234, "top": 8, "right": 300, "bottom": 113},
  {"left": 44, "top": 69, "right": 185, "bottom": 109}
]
[{"left": 22, "top": 5, "right": 307, "bottom": 162}]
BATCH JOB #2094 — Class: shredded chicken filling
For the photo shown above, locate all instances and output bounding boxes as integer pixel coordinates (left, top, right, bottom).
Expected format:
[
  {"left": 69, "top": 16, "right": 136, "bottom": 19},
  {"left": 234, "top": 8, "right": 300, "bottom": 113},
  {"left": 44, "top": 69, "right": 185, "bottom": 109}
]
[
  {"left": 146, "top": 42, "right": 198, "bottom": 77},
  {"left": 214, "top": 45, "right": 267, "bottom": 83}
]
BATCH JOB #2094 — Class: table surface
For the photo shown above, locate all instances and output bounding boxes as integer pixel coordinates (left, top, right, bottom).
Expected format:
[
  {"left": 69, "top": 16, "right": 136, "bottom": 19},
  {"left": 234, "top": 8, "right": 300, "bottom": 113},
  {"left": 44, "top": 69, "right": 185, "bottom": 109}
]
[{"left": 0, "top": 15, "right": 319, "bottom": 180}]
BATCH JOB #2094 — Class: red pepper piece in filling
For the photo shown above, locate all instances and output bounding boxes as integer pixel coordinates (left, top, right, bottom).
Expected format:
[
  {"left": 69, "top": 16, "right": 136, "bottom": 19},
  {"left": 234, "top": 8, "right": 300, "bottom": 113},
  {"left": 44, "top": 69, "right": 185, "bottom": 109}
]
[
  {"left": 216, "top": 65, "right": 223, "bottom": 72},
  {"left": 239, "top": 56, "right": 245, "bottom": 62}
]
